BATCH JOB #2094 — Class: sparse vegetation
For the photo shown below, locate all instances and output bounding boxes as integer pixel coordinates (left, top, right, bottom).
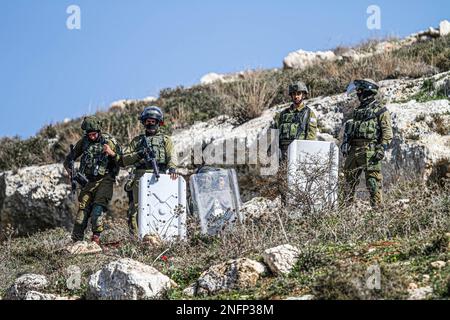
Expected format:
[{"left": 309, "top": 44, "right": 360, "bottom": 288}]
[
  {"left": 1, "top": 35, "right": 450, "bottom": 171},
  {"left": 1, "top": 179, "right": 448, "bottom": 300},
  {"left": 218, "top": 72, "right": 278, "bottom": 125}
]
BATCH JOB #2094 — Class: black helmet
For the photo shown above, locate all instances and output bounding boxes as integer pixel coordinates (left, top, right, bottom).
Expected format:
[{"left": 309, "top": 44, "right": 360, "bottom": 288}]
[
  {"left": 139, "top": 106, "right": 164, "bottom": 124},
  {"left": 81, "top": 116, "right": 102, "bottom": 132},
  {"left": 347, "top": 79, "right": 379, "bottom": 96}
]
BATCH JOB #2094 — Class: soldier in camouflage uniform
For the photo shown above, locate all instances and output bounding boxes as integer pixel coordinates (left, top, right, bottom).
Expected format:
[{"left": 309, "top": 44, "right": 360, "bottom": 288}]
[
  {"left": 115, "top": 106, "right": 178, "bottom": 236},
  {"left": 64, "top": 116, "right": 121, "bottom": 244},
  {"left": 272, "top": 81, "right": 318, "bottom": 160},
  {"left": 341, "top": 79, "right": 393, "bottom": 207}
]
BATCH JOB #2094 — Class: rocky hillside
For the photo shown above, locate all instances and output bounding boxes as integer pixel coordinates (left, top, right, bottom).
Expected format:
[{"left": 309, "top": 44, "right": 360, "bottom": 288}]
[
  {"left": 1, "top": 70, "right": 449, "bottom": 237},
  {"left": 0, "top": 22, "right": 449, "bottom": 300}
]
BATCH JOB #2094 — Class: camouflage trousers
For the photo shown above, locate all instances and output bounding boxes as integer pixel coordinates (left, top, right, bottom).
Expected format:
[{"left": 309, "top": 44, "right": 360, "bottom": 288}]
[
  {"left": 126, "top": 170, "right": 149, "bottom": 237},
  {"left": 343, "top": 144, "right": 383, "bottom": 207},
  {"left": 72, "top": 175, "right": 114, "bottom": 241}
]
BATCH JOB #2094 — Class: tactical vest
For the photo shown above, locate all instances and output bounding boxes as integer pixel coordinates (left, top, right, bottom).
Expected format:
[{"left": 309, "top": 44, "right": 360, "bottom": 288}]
[
  {"left": 278, "top": 105, "right": 311, "bottom": 144},
  {"left": 80, "top": 134, "right": 119, "bottom": 178},
  {"left": 345, "top": 102, "right": 387, "bottom": 143},
  {"left": 136, "top": 134, "right": 167, "bottom": 171}
]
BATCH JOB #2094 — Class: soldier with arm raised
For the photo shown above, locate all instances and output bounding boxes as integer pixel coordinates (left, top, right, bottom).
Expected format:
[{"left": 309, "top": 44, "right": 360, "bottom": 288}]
[{"left": 63, "top": 116, "right": 121, "bottom": 244}]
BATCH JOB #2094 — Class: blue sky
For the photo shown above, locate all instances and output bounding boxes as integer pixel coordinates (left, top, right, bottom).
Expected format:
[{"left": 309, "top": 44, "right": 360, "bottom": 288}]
[{"left": 0, "top": 0, "right": 448, "bottom": 138}]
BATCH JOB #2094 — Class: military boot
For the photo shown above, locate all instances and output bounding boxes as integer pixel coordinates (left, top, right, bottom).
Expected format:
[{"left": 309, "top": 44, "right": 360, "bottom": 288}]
[
  {"left": 91, "top": 233, "right": 101, "bottom": 245},
  {"left": 71, "top": 209, "right": 89, "bottom": 242}
]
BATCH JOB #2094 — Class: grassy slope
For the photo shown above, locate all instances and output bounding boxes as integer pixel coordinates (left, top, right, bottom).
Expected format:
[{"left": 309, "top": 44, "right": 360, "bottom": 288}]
[{"left": 1, "top": 180, "right": 448, "bottom": 300}]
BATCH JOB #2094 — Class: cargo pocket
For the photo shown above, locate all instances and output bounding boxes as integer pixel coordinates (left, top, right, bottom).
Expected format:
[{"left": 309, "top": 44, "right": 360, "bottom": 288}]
[
  {"left": 366, "top": 149, "right": 382, "bottom": 171},
  {"left": 365, "top": 121, "right": 377, "bottom": 140}
]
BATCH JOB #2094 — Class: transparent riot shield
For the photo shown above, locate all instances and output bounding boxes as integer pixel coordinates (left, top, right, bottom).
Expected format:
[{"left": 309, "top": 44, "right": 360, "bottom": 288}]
[
  {"left": 190, "top": 169, "right": 242, "bottom": 235},
  {"left": 287, "top": 140, "right": 339, "bottom": 211},
  {"left": 138, "top": 174, "right": 187, "bottom": 242}
]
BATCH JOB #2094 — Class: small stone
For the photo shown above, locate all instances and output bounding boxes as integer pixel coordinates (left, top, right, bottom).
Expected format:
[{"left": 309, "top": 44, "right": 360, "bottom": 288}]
[
  {"left": 263, "top": 244, "right": 300, "bottom": 275},
  {"left": 440, "top": 20, "right": 450, "bottom": 36},
  {"left": 5, "top": 274, "right": 48, "bottom": 300},
  {"left": 142, "top": 234, "right": 163, "bottom": 248},
  {"left": 430, "top": 261, "right": 446, "bottom": 269},
  {"left": 182, "top": 284, "right": 197, "bottom": 297},
  {"left": 408, "top": 286, "right": 433, "bottom": 300},
  {"left": 65, "top": 241, "right": 102, "bottom": 255},
  {"left": 195, "top": 258, "right": 267, "bottom": 296},
  {"left": 88, "top": 258, "right": 177, "bottom": 300},
  {"left": 285, "top": 295, "right": 315, "bottom": 300},
  {"left": 283, "top": 49, "right": 337, "bottom": 70},
  {"left": 25, "top": 291, "right": 72, "bottom": 301},
  {"left": 408, "top": 283, "right": 418, "bottom": 290}
]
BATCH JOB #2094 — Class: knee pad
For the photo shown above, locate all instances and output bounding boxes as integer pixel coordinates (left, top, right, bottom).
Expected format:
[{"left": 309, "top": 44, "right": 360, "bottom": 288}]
[
  {"left": 91, "top": 204, "right": 105, "bottom": 217},
  {"left": 366, "top": 177, "right": 379, "bottom": 194}
]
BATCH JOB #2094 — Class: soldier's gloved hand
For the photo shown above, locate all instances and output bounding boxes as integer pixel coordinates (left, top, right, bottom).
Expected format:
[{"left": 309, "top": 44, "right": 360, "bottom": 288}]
[
  {"left": 169, "top": 168, "right": 178, "bottom": 180},
  {"left": 372, "top": 145, "right": 386, "bottom": 162},
  {"left": 137, "top": 148, "right": 147, "bottom": 159}
]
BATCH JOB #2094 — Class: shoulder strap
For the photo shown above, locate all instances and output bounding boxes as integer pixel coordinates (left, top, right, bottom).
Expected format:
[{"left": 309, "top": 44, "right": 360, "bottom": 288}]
[
  {"left": 363, "top": 107, "right": 388, "bottom": 122},
  {"left": 81, "top": 136, "right": 90, "bottom": 152}
]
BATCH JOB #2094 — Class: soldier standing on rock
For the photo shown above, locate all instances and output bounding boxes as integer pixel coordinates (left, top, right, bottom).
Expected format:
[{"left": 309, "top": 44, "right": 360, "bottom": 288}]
[
  {"left": 112, "top": 106, "right": 178, "bottom": 236},
  {"left": 341, "top": 79, "right": 393, "bottom": 207},
  {"left": 64, "top": 116, "right": 122, "bottom": 244},
  {"left": 271, "top": 81, "right": 318, "bottom": 161}
]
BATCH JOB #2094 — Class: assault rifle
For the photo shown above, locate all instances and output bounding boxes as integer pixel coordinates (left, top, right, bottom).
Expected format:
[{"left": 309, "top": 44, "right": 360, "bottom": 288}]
[
  {"left": 68, "top": 144, "right": 89, "bottom": 198},
  {"left": 142, "top": 137, "right": 160, "bottom": 180},
  {"left": 340, "top": 120, "right": 353, "bottom": 157}
]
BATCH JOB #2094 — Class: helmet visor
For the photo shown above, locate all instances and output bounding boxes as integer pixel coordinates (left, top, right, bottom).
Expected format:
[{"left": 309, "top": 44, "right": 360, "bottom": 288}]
[{"left": 346, "top": 81, "right": 358, "bottom": 96}]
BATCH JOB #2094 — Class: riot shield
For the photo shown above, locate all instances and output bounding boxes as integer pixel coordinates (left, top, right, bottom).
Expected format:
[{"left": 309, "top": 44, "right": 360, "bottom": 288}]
[
  {"left": 190, "top": 169, "right": 242, "bottom": 235},
  {"left": 138, "top": 174, "right": 187, "bottom": 241}
]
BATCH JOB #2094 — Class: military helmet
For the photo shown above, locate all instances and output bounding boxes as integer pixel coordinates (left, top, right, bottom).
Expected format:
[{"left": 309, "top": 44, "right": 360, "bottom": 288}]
[
  {"left": 347, "top": 79, "right": 379, "bottom": 95},
  {"left": 81, "top": 116, "right": 102, "bottom": 132},
  {"left": 139, "top": 106, "right": 164, "bottom": 124},
  {"left": 289, "top": 81, "right": 309, "bottom": 95}
]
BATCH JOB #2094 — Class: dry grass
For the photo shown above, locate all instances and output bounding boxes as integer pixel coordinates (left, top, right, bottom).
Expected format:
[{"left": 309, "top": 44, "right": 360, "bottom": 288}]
[
  {"left": 217, "top": 71, "right": 278, "bottom": 125},
  {"left": 1, "top": 176, "right": 448, "bottom": 300}
]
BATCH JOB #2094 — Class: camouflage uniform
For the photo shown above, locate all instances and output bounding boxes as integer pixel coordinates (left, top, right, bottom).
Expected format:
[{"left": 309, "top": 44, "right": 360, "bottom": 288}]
[
  {"left": 272, "top": 103, "right": 318, "bottom": 160},
  {"left": 119, "top": 132, "right": 177, "bottom": 235},
  {"left": 64, "top": 119, "right": 121, "bottom": 242},
  {"left": 342, "top": 94, "right": 393, "bottom": 207}
]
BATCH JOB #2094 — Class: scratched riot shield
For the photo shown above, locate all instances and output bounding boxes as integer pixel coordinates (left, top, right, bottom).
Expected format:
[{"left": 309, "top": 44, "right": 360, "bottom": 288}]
[
  {"left": 138, "top": 173, "right": 187, "bottom": 241},
  {"left": 190, "top": 169, "right": 242, "bottom": 235}
]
